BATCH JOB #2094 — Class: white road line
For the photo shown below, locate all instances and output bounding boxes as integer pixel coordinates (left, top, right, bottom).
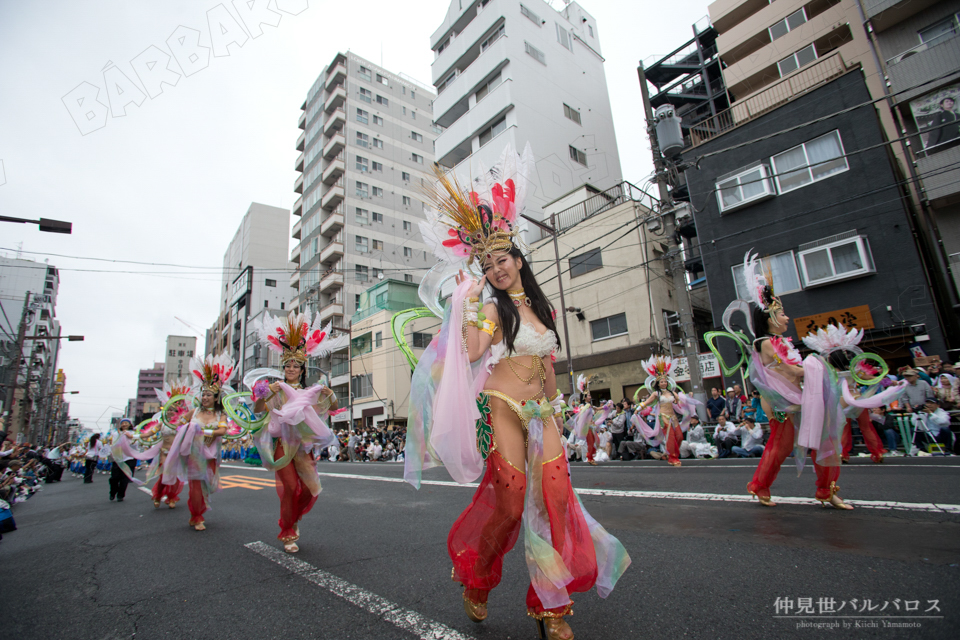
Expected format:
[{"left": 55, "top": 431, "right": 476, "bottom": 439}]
[
  {"left": 221, "top": 464, "right": 268, "bottom": 471},
  {"left": 245, "top": 541, "right": 476, "bottom": 640},
  {"left": 310, "top": 472, "right": 960, "bottom": 514}
]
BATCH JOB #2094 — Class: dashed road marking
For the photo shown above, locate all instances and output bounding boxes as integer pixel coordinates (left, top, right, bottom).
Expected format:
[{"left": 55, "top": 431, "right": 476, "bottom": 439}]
[{"left": 245, "top": 541, "right": 476, "bottom": 640}]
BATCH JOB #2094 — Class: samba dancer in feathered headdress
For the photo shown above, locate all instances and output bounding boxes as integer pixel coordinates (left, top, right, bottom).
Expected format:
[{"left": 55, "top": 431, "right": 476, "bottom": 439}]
[
  {"left": 632, "top": 355, "right": 700, "bottom": 467},
  {"left": 802, "top": 324, "right": 906, "bottom": 463},
  {"left": 399, "top": 144, "right": 629, "bottom": 637},
  {"left": 160, "top": 352, "right": 236, "bottom": 530},
  {"left": 241, "top": 310, "right": 348, "bottom": 553}
]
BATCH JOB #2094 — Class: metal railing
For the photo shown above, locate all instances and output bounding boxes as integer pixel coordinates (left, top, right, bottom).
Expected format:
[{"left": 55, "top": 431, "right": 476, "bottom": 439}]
[{"left": 532, "top": 181, "right": 659, "bottom": 242}]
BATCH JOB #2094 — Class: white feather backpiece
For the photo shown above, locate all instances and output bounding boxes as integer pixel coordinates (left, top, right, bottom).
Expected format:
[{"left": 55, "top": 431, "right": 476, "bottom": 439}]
[{"left": 801, "top": 323, "right": 864, "bottom": 355}]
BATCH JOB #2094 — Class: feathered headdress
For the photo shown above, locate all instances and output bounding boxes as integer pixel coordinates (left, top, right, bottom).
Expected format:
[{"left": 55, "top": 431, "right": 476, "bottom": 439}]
[
  {"left": 577, "top": 374, "right": 588, "bottom": 394},
  {"left": 190, "top": 352, "right": 235, "bottom": 396},
  {"left": 801, "top": 323, "right": 863, "bottom": 357},
  {"left": 154, "top": 377, "right": 194, "bottom": 405},
  {"left": 419, "top": 143, "right": 533, "bottom": 267},
  {"left": 642, "top": 355, "right": 679, "bottom": 392},
  {"left": 254, "top": 311, "right": 348, "bottom": 366},
  {"left": 743, "top": 251, "right": 783, "bottom": 322}
]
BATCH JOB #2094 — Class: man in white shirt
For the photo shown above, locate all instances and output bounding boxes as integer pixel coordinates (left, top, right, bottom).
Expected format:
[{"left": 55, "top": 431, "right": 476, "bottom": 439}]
[
  {"left": 347, "top": 431, "right": 360, "bottom": 462},
  {"left": 731, "top": 416, "right": 765, "bottom": 457},
  {"left": 917, "top": 399, "right": 953, "bottom": 450},
  {"left": 369, "top": 440, "right": 383, "bottom": 461},
  {"left": 713, "top": 415, "right": 738, "bottom": 458}
]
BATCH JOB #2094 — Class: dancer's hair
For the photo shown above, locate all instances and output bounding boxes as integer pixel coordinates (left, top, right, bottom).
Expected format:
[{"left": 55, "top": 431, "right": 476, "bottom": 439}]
[{"left": 486, "top": 245, "right": 562, "bottom": 355}]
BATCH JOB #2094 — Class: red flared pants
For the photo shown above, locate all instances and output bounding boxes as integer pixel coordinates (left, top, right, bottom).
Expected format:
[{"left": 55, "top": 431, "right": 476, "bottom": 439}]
[
  {"left": 151, "top": 473, "right": 183, "bottom": 505},
  {"left": 842, "top": 411, "right": 885, "bottom": 463},
  {"left": 187, "top": 460, "right": 217, "bottom": 526},
  {"left": 585, "top": 430, "right": 596, "bottom": 462},
  {"left": 664, "top": 418, "right": 682, "bottom": 465},
  {"left": 449, "top": 450, "right": 597, "bottom": 617},
  {"left": 275, "top": 442, "right": 318, "bottom": 541},
  {"left": 746, "top": 415, "right": 840, "bottom": 501}
]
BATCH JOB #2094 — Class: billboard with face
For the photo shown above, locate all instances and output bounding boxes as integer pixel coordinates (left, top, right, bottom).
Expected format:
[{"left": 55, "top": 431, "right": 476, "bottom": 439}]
[{"left": 910, "top": 83, "right": 960, "bottom": 153}]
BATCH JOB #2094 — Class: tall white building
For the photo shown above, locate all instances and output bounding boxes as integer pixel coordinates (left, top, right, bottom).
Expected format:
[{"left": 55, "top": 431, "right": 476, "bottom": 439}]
[
  {"left": 164, "top": 336, "right": 196, "bottom": 383},
  {"left": 430, "top": 0, "right": 622, "bottom": 219},
  {"left": 206, "top": 202, "right": 294, "bottom": 378},
  {"left": 291, "top": 52, "right": 438, "bottom": 391}
]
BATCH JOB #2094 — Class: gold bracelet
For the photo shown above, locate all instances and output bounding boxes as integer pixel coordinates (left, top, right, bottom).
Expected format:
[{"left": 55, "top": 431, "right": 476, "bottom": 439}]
[{"left": 468, "top": 297, "right": 480, "bottom": 303}]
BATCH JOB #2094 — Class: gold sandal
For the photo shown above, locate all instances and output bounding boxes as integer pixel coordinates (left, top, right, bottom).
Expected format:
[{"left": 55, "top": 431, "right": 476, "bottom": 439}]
[
  {"left": 817, "top": 482, "right": 853, "bottom": 510},
  {"left": 194, "top": 523, "right": 206, "bottom": 531},
  {"left": 283, "top": 540, "right": 299, "bottom": 553},
  {"left": 463, "top": 594, "right": 487, "bottom": 623},
  {"left": 535, "top": 617, "right": 574, "bottom": 640}
]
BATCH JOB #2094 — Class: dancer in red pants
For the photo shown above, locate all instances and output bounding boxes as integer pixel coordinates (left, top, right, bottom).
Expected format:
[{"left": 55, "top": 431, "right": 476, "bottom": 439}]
[
  {"left": 635, "top": 356, "right": 700, "bottom": 467},
  {"left": 162, "top": 354, "right": 235, "bottom": 530},
  {"left": 841, "top": 411, "right": 886, "bottom": 463},
  {"left": 252, "top": 311, "right": 346, "bottom": 553}
]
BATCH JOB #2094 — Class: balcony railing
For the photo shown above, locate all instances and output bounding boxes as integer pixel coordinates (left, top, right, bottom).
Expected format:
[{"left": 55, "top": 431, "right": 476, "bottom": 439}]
[{"left": 532, "top": 181, "right": 660, "bottom": 241}]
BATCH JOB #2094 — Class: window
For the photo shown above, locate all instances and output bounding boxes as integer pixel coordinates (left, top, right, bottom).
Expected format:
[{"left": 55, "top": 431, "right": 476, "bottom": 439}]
[
  {"left": 402, "top": 220, "right": 412, "bottom": 231},
  {"left": 375, "top": 331, "right": 382, "bottom": 348},
  {"left": 355, "top": 294, "right": 361, "bottom": 308},
  {"left": 481, "top": 24, "right": 505, "bottom": 53},
  {"left": 372, "top": 186, "right": 383, "bottom": 197},
  {"left": 732, "top": 251, "right": 802, "bottom": 300},
  {"left": 372, "top": 161, "right": 383, "bottom": 172},
  {"left": 356, "top": 132, "right": 369, "bottom": 148},
  {"left": 405, "top": 274, "right": 414, "bottom": 283},
  {"left": 588, "top": 24, "right": 593, "bottom": 38},
  {"left": 358, "top": 66, "right": 371, "bottom": 81},
  {"left": 563, "top": 103, "right": 581, "bottom": 125},
  {"left": 376, "top": 73, "right": 389, "bottom": 86},
  {"left": 372, "top": 239, "right": 384, "bottom": 251},
  {"left": 359, "top": 88, "right": 372, "bottom": 103},
  {"left": 525, "top": 41, "right": 546, "bottom": 65},
  {"left": 373, "top": 138, "right": 384, "bottom": 149},
  {"left": 372, "top": 211, "right": 383, "bottom": 223},
  {"left": 919, "top": 15, "right": 959, "bottom": 45},
  {"left": 402, "top": 171, "right": 411, "bottom": 181},
  {"left": 411, "top": 153, "right": 423, "bottom": 164},
  {"left": 716, "top": 163, "right": 776, "bottom": 212},
  {"left": 351, "top": 374, "right": 373, "bottom": 398},
  {"left": 372, "top": 267, "right": 383, "bottom": 279},
  {"left": 355, "top": 181, "right": 369, "bottom": 197},
  {"left": 355, "top": 207, "right": 369, "bottom": 224},
  {"left": 591, "top": 313, "right": 628, "bottom": 341},
  {"left": 569, "top": 145, "right": 587, "bottom": 166},
  {"left": 556, "top": 23, "right": 572, "bottom": 50},
  {"left": 769, "top": 8, "right": 807, "bottom": 41},
  {"left": 412, "top": 331, "right": 432, "bottom": 348},
  {"left": 402, "top": 196, "right": 412, "bottom": 206},
  {"left": 479, "top": 117, "right": 506, "bottom": 147},
  {"left": 280, "top": 302, "right": 285, "bottom": 310},
  {"left": 356, "top": 155, "right": 369, "bottom": 171},
  {"left": 356, "top": 264, "right": 369, "bottom": 281},
  {"left": 569, "top": 248, "right": 602, "bottom": 277},
  {"left": 356, "top": 108, "right": 368, "bottom": 124},
  {"left": 437, "top": 69, "right": 458, "bottom": 94},
  {"left": 475, "top": 72, "right": 502, "bottom": 102},
  {"left": 771, "top": 130, "right": 848, "bottom": 194},
  {"left": 797, "top": 232, "right": 875, "bottom": 287},
  {"left": 264, "top": 300, "right": 269, "bottom": 308},
  {"left": 376, "top": 95, "right": 389, "bottom": 106},
  {"left": 373, "top": 115, "right": 383, "bottom": 126},
  {"left": 777, "top": 43, "right": 817, "bottom": 77},
  {"left": 403, "top": 247, "right": 413, "bottom": 258},
  {"left": 265, "top": 279, "right": 276, "bottom": 287},
  {"left": 411, "top": 131, "right": 423, "bottom": 142},
  {"left": 437, "top": 37, "right": 450, "bottom": 55},
  {"left": 520, "top": 4, "right": 541, "bottom": 25},
  {"left": 411, "top": 111, "right": 416, "bottom": 121}
]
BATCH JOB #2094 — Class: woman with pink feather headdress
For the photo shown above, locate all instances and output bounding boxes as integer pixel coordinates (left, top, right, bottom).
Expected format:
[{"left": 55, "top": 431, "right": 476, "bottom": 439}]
[
  {"left": 250, "top": 310, "right": 348, "bottom": 554},
  {"left": 162, "top": 353, "right": 236, "bottom": 531},
  {"left": 633, "top": 355, "right": 701, "bottom": 467}
]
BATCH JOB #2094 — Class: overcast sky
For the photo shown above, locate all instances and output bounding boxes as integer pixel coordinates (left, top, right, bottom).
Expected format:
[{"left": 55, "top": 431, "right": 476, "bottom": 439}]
[{"left": 0, "top": 0, "right": 711, "bottom": 430}]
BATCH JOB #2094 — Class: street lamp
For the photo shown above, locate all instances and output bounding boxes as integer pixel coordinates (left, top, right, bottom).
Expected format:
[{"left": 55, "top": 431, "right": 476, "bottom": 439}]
[{"left": 0, "top": 216, "right": 73, "bottom": 234}]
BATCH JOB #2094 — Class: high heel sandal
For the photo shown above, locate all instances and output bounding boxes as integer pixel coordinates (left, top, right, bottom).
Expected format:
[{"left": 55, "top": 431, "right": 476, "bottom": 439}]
[
  {"left": 535, "top": 616, "right": 574, "bottom": 640},
  {"left": 748, "top": 486, "right": 776, "bottom": 507},
  {"left": 817, "top": 482, "right": 853, "bottom": 510},
  {"left": 194, "top": 523, "right": 206, "bottom": 531},
  {"left": 153, "top": 500, "right": 161, "bottom": 509},
  {"left": 462, "top": 594, "right": 487, "bottom": 623},
  {"left": 283, "top": 540, "right": 299, "bottom": 553}
]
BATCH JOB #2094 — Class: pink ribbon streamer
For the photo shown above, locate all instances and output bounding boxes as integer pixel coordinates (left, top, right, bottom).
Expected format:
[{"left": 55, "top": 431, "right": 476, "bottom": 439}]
[{"left": 841, "top": 379, "right": 907, "bottom": 409}]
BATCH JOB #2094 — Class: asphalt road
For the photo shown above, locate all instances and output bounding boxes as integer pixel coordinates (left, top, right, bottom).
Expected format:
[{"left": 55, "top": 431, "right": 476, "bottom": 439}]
[{"left": 2, "top": 456, "right": 959, "bottom": 640}]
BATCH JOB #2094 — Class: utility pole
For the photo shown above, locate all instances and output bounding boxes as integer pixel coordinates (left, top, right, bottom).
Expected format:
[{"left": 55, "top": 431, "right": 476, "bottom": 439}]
[{"left": 638, "top": 63, "right": 707, "bottom": 416}]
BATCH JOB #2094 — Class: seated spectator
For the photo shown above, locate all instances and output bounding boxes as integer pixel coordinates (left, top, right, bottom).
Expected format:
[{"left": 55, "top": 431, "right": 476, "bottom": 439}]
[
  {"left": 870, "top": 405, "right": 900, "bottom": 456},
  {"left": 595, "top": 426, "right": 612, "bottom": 463},
  {"left": 731, "top": 416, "right": 765, "bottom": 458},
  {"left": 933, "top": 374, "right": 958, "bottom": 410},
  {"left": 713, "top": 415, "right": 738, "bottom": 459},
  {"left": 916, "top": 398, "right": 953, "bottom": 451},
  {"left": 680, "top": 416, "right": 717, "bottom": 459},
  {"left": 706, "top": 388, "right": 726, "bottom": 422},
  {"left": 617, "top": 424, "right": 648, "bottom": 461}
]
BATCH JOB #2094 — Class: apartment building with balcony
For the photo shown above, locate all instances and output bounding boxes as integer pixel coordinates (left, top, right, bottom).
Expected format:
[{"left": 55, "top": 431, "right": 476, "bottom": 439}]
[
  {"left": 347, "top": 279, "right": 435, "bottom": 430},
  {"left": 429, "top": 0, "right": 622, "bottom": 222},
  {"left": 862, "top": 0, "right": 960, "bottom": 318},
  {"left": 205, "top": 203, "right": 293, "bottom": 379},
  {"left": 291, "top": 52, "right": 438, "bottom": 372}
]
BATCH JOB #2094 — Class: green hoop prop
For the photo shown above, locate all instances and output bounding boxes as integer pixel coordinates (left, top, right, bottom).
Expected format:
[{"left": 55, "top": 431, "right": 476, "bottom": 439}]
[
  {"left": 849, "top": 352, "right": 889, "bottom": 387},
  {"left": 704, "top": 330, "right": 751, "bottom": 377},
  {"left": 134, "top": 415, "right": 162, "bottom": 447},
  {"left": 222, "top": 391, "right": 269, "bottom": 435},
  {"left": 159, "top": 394, "right": 193, "bottom": 430},
  {"left": 391, "top": 307, "right": 439, "bottom": 371}
]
